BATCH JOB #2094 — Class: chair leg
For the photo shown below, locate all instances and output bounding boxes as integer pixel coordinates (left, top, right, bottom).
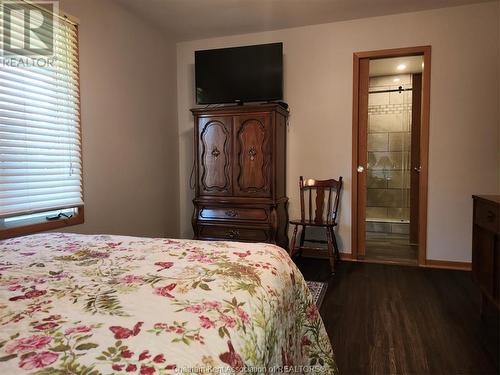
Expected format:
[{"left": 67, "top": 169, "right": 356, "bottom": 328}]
[
  {"left": 330, "top": 227, "right": 341, "bottom": 261},
  {"left": 289, "top": 225, "right": 299, "bottom": 258},
  {"left": 299, "top": 226, "right": 307, "bottom": 256},
  {"left": 325, "top": 227, "right": 336, "bottom": 274}
]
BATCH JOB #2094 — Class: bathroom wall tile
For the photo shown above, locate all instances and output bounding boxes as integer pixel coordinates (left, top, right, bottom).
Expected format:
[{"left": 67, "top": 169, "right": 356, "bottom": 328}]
[
  {"left": 368, "top": 92, "right": 389, "bottom": 106},
  {"left": 388, "top": 208, "right": 410, "bottom": 221},
  {"left": 391, "top": 223, "right": 410, "bottom": 234},
  {"left": 399, "top": 151, "right": 411, "bottom": 170},
  {"left": 389, "top": 90, "right": 409, "bottom": 105},
  {"left": 369, "top": 113, "right": 404, "bottom": 132},
  {"left": 367, "top": 188, "right": 405, "bottom": 208},
  {"left": 369, "top": 76, "right": 391, "bottom": 87},
  {"left": 403, "top": 111, "right": 412, "bottom": 131},
  {"left": 366, "top": 221, "right": 391, "bottom": 233},
  {"left": 366, "top": 207, "right": 389, "bottom": 220},
  {"left": 405, "top": 91, "right": 413, "bottom": 103},
  {"left": 365, "top": 73, "right": 416, "bottom": 229},
  {"left": 368, "top": 133, "right": 389, "bottom": 151},
  {"left": 367, "top": 170, "right": 387, "bottom": 188},
  {"left": 387, "top": 170, "right": 410, "bottom": 188},
  {"left": 389, "top": 132, "right": 411, "bottom": 151},
  {"left": 368, "top": 151, "right": 406, "bottom": 170},
  {"left": 369, "top": 76, "right": 387, "bottom": 86}
]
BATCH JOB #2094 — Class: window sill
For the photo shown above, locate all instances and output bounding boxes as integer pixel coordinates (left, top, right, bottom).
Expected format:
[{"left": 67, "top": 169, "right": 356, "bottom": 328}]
[{"left": 0, "top": 207, "right": 85, "bottom": 240}]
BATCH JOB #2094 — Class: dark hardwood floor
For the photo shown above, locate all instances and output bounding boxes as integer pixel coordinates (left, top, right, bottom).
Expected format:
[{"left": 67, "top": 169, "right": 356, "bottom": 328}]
[{"left": 296, "top": 258, "right": 499, "bottom": 375}]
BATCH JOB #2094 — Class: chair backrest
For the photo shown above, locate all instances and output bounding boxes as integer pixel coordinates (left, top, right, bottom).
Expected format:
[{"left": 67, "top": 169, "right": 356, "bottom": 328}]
[{"left": 299, "top": 176, "right": 343, "bottom": 224}]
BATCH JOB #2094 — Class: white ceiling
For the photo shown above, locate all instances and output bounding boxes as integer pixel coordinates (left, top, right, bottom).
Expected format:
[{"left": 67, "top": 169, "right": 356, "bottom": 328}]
[
  {"left": 116, "top": 0, "right": 491, "bottom": 41},
  {"left": 370, "top": 55, "right": 424, "bottom": 77}
]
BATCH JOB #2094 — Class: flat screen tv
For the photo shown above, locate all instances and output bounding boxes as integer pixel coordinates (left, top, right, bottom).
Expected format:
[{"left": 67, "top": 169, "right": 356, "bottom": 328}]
[{"left": 195, "top": 42, "right": 283, "bottom": 105}]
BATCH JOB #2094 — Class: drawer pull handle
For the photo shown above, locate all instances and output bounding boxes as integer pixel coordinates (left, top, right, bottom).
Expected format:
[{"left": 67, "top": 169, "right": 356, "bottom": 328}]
[
  {"left": 227, "top": 229, "right": 240, "bottom": 239},
  {"left": 487, "top": 210, "right": 496, "bottom": 222},
  {"left": 225, "top": 209, "right": 238, "bottom": 218}
]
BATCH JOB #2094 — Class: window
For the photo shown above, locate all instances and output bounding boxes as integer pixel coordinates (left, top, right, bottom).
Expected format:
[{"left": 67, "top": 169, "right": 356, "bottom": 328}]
[{"left": 0, "top": 3, "right": 83, "bottom": 238}]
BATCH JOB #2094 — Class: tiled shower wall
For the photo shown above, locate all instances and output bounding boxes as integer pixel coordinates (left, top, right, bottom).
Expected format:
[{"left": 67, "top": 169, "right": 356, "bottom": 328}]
[{"left": 366, "top": 74, "right": 412, "bottom": 233}]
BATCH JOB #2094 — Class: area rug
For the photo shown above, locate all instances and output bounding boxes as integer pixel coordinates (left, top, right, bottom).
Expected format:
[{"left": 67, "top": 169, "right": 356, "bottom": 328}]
[{"left": 306, "top": 281, "right": 328, "bottom": 308}]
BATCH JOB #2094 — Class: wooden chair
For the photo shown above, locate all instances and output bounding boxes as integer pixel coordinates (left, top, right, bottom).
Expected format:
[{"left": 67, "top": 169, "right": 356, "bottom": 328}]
[{"left": 289, "top": 176, "right": 343, "bottom": 274}]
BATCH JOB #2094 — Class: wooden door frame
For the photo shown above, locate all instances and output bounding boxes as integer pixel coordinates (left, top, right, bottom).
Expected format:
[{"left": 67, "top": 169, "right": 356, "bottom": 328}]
[{"left": 351, "top": 45, "right": 431, "bottom": 266}]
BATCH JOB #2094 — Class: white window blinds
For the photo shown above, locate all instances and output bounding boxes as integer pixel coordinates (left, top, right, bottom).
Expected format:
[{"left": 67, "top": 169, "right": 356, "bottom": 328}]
[{"left": 0, "top": 10, "right": 83, "bottom": 218}]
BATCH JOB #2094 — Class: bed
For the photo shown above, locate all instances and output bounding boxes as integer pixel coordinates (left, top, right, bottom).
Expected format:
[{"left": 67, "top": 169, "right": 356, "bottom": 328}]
[{"left": 0, "top": 233, "right": 337, "bottom": 374}]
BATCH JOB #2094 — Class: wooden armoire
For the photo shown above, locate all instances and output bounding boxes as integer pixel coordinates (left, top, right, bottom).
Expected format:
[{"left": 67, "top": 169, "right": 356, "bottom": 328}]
[{"left": 191, "top": 103, "right": 289, "bottom": 249}]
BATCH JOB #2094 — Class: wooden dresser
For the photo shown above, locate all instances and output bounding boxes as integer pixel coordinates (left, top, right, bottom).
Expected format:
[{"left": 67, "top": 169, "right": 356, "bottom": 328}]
[
  {"left": 191, "top": 104, "right": 289, "bottom": 249},
  {"left": 472, "top": 195, "right": 500, "bottom": 312}
]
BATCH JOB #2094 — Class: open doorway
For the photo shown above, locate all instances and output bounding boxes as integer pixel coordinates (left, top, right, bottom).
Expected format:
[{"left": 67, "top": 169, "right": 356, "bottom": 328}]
[{"left": 352, "top": 46, "right": 431, "bottom": 266}]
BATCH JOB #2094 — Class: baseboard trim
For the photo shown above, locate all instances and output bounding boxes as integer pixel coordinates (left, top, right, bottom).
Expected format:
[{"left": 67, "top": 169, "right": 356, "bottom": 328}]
[
  {"left": 300, "top": 249, "right": 471, "bottom": 271},
  {"left": 340, "top": 253, "right": 355, "bottom": 261},
  {"left": 423, "top": 259, "right": 472, "bottom": 271},
  {"left": 300, "top": 248, "right": 355, "bottom": 261}
]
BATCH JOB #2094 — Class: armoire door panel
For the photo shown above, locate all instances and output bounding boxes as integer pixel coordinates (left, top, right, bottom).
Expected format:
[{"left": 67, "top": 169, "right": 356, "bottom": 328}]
[
  {"left": 234, "top": 114, "right": 272, "bottom": 197},
  {"left": 198, "top": 117, "right": 232, "bottom": 195}
]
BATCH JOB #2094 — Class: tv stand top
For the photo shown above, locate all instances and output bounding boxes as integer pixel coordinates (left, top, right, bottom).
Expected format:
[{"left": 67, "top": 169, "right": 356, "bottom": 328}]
[
  {"left": 235, "top": 100, "right": 288, "bottom": 109},
  {"left": 191, "top": 102, "right": 289, "bottom": 116}
]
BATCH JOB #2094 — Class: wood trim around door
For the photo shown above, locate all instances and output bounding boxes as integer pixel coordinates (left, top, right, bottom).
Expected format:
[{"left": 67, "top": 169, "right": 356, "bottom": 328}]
[
  {"left": 351, "top": 45, "right": 431, "bottom": 266},
  {"left": 410, "top": 73, "right": 422, "bottom": 244}
]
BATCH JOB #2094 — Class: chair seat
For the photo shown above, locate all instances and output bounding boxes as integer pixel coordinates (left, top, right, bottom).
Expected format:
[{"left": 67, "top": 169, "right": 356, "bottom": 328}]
[{"left": 289, "top": 219, "right": 337, "bottom": 227}]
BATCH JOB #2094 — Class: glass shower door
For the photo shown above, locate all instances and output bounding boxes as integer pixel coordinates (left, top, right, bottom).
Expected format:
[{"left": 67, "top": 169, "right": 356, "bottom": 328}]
[{"left": 365, "top": 73, "right": 414, "bottom": 263}]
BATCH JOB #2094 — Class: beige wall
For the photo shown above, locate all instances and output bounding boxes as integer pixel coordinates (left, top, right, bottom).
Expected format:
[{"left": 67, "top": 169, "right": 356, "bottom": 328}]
[
  {"left": 177, "top": 2, "right": 500, "bottom": 262},
  {"left": 58, "top": 0, "right": 179, "bottom": 237}
]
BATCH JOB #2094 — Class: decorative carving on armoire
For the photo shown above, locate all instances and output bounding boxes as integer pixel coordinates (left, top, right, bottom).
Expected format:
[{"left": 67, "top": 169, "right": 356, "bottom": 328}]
[
  {"left": 191, "top": 104, "right": 289, "bottom": 249},
  {"left": 211, "top": 147, "right": 220, "bottom": 159},
  {"left": 248, "top": 147, "right": 257, "bottom": 161},
  {"left": 235, "top": 118, "right": 270, "bottom": 195},
  {"left": 224, "top": 209, "right": 238, "bottom": 218},
  {"left": 200, "top": 120, "right": 231, "bottom": 193}
]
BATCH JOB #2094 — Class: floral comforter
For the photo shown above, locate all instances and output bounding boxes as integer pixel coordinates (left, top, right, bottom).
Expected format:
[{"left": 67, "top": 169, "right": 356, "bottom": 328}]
[{"left": 0, "top": 233, "right": 337, "bottom": 375}]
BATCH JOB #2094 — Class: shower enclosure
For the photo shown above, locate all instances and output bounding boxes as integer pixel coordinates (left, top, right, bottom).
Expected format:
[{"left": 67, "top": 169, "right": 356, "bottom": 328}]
[{"left": 365, "top": 73, "right": 415, "bottom": 262}]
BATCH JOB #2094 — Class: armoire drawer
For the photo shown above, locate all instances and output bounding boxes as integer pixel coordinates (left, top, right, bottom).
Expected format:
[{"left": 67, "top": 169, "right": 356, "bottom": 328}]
[
  {"left": 475, "top": 199, "right": 500, "bottom": 234},
  {"left": 197, "top": 225, "right": 270, "bottom": 242},
  {"left": 199, "top": 206, "right": 269, "bottom": 222}
]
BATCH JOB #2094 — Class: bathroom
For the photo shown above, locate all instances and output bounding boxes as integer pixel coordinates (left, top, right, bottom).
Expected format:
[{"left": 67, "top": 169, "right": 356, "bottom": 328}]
[{"left": 365, "top": 56, "right": 423, "bottom": 264}]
